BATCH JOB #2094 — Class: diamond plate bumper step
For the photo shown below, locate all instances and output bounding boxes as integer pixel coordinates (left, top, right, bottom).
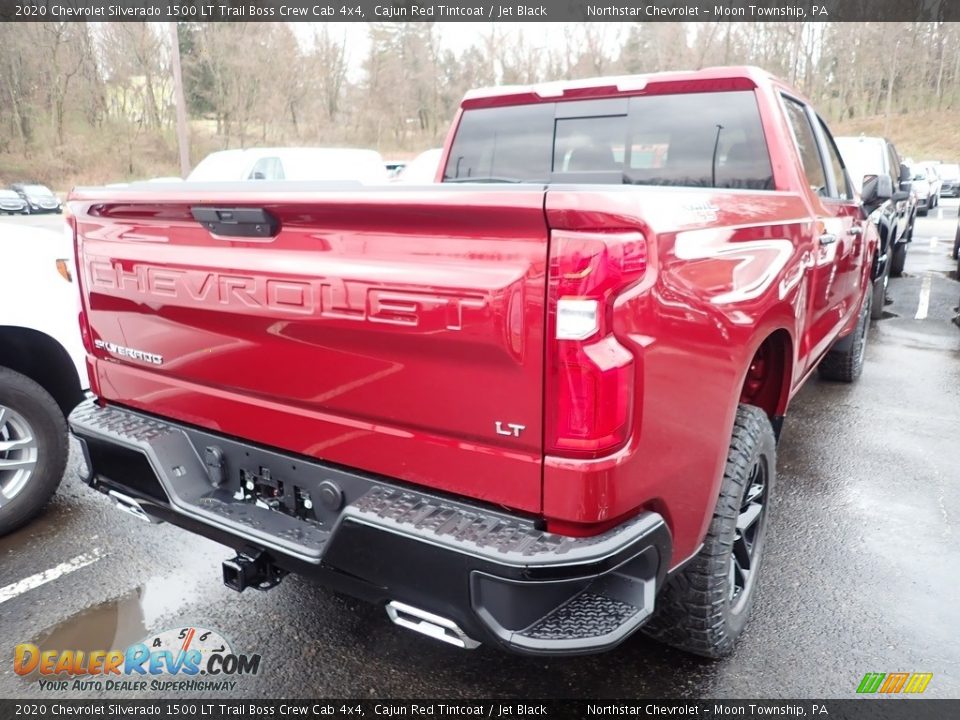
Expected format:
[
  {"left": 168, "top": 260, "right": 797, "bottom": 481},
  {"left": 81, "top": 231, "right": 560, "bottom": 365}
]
[{"left": 70, "top": 399, "right": 672, "bottom": 654}]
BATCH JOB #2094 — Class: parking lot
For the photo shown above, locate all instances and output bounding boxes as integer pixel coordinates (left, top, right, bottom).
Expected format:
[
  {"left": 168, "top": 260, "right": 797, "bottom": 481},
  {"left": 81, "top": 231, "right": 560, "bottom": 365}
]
[{"left": 1, "top": 202, "right": 958, "bottom": 699}]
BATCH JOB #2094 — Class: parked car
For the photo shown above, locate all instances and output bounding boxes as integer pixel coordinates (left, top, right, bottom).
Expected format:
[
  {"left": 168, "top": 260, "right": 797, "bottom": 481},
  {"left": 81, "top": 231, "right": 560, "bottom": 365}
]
[
  {"left": 917, "top": 161, "right": 942, "bottom": 205},
  {"left": 939, "top": 163, "right": 960, "bottom": 198},
  {"left": 0, "top": 223, "right": 86, "bottom": 535},
  {"left": 0, "top": 189, "right": 28, "bottom": 215},
  {"left": 68, "top": 67, "right": 877, "bottom": 659},
  {"left": 187, "top": 147, "right": 390, "bottom": 184},
  {"left": 908, "top": 163, "right": 935, "bottom": 216},
  {"left": 11, "top": 183, "right": 62, "bottom": 214},
  {"left": 394, "top": 148, "right": 443, "bottom": 183},
  {"left": 836, "top": 135, "right": 915, "bottom": 280}
]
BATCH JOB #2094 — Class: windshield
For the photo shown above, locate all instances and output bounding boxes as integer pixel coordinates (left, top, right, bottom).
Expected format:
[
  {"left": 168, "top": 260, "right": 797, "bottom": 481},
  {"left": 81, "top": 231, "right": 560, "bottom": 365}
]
[
  {"left": 0, "top": 190, "right": 20, "bottom": 199},
  {"left": 444, "top": 90, "right": 774, "bottom": 190},
  {"left": 23, "top": 185, "right": 53, "bottom": 196},
  {"left": 397, "top": 149, "right": 443, "bottom": 184},
  {"left": 834, "top": 138, "right": 885, "bottom": 183},
  {"left": 188, "top": 151, "right": 247, "bottom": 182},
  {"left": 938, "top": 163, "right": 960, "bottom": 180},
  {"left": 281, "top": 149, "right": 388, "bottom": 183},
  {"left": 189, "top": 148, "right": 388, "bottom": 183}
]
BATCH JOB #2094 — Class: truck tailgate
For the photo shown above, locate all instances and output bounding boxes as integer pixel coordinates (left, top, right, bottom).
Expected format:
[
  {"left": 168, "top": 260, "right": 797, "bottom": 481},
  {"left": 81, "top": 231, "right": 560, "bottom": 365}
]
[{"left": 71, "top": 187, "right": 549, "bottom": 512}]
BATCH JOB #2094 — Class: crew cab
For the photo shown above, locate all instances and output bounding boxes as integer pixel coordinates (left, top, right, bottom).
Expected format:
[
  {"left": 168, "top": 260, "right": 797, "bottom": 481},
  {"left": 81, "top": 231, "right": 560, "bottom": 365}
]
[{"left": 67, "top": 67, "right": 877, "bottom": 658}]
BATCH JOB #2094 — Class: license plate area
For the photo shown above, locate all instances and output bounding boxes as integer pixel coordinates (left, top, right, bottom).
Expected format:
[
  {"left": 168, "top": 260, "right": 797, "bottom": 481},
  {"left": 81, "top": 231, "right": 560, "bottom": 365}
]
[{"left": 181, "top": 425, "right": 382, "bottom": 534}]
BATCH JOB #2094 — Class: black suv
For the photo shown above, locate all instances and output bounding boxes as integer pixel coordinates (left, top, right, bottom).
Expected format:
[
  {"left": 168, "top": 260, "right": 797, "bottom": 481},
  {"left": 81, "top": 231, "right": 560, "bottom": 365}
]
[{"left": 836, "top": 136, "right": 916, "bottom": 291}]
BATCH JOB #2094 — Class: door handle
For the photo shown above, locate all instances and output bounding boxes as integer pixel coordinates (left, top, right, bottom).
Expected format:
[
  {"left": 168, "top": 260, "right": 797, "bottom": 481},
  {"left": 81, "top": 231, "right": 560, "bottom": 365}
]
[
  {"left": 818, "top": 233, "right": 838, "bottom": 246},
  {"left": 848, "top": 225, "right": 863, "bottom": 237}
]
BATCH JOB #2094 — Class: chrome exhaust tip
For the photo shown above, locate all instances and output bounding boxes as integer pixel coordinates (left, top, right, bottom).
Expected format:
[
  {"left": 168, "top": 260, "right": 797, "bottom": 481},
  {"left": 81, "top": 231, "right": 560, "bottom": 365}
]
[
  {"left": 385, "top": 601, "right": 481, "bottom": 649},
  {"left": 108, "top": 489, "right": 162, "bottom": 524}
]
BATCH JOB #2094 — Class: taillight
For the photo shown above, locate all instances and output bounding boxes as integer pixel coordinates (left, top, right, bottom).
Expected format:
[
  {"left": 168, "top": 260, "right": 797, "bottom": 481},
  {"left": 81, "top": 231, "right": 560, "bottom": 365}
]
[
  {"left": 546, "top": 230, "right": 647, "bottom": 458},
  {"left": 66, "top": 210, "right": 94, "bottom": 355}
]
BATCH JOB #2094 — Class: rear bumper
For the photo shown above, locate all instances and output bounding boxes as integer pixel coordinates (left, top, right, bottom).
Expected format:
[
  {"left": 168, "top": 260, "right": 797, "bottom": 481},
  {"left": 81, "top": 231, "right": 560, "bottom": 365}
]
[{"left": 69, "top": 399, "right": 671, "bottom": 656}]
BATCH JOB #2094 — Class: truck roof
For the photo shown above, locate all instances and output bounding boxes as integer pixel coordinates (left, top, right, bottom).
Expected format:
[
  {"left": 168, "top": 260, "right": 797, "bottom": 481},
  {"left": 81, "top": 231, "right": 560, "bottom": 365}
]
[{"left": 461, "top": 65, "right": 787, "bottom": 109}]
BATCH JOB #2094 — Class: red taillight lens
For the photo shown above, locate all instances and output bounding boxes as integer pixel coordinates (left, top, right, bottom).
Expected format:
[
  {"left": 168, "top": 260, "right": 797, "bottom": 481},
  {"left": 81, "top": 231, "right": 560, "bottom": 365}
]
[
  {"left": 67, "top": 210, "right": 95, "bottom": 355},
  {"left": 546, "top": 230, "right": 647, "bottom": 458}
]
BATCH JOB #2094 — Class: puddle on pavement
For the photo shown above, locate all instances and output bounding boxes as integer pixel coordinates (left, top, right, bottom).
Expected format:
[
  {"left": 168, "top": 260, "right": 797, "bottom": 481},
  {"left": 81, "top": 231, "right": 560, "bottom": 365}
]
[
  {"left": 17, "top": 541, "right": 227, "bottom": 682},
  {"left": 17, "top": 586, "right": 148, "bottom": 682}
]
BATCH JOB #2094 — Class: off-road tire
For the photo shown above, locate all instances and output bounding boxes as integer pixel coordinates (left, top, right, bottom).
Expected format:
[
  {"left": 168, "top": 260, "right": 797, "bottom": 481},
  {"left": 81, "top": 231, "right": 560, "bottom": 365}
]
[
  {"left": 0, "top": 367, "right": 68, "bottom": 536},
  {"left": 642, "top": 404, "right": 775, "bottom": 659},
  {"left": 889, "top": 242, "right": 908, "bottom": 277},
  {"left": 818, "top": 291, "right": 871, "bottom": 383}
]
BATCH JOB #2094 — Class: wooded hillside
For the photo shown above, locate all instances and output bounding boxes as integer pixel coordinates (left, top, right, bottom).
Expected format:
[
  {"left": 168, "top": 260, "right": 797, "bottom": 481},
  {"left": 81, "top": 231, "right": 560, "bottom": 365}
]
[{"left": 1, "top": 21, "right": 958, "bottom": 188}]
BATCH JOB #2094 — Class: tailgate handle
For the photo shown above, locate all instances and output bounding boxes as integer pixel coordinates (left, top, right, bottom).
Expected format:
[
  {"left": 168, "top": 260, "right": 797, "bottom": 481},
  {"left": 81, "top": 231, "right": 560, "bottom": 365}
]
[{"left": 191, "top": 206, "right": 279, "bottom": 239}]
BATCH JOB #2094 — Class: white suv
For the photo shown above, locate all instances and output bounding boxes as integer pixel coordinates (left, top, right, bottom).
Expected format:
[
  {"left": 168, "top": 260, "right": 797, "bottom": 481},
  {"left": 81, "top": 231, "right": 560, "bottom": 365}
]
[{"left": 0, "top": 221, "right": 87, "bottom": 534}]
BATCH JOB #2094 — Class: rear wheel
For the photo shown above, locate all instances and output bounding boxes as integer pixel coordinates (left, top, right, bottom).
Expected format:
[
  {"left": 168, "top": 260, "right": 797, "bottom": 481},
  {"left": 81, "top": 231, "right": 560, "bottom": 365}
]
[
  {"left": 818, "top": 290, "right": 871, "bottom": 383},
  {"left": 0, "top": 367, "right": 68, "bottom": 535},
  {"left": 642, "top": 404, "right": 775, "bottom": 659}
]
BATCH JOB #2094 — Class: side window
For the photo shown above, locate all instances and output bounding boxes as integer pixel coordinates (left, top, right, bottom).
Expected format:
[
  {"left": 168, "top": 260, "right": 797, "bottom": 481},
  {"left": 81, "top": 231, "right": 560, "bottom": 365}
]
[
  {"left": 248, "top": 157, "right": 285, "bottom": 181},
  {"left": 886, "top": 146, "right": 900, "bottom": 186},
  {"left": 818, "top": 119, "right": 852, "bottom": 201},
  {"left": 782, "top": 97, "right": 828, "bottom": 197}
]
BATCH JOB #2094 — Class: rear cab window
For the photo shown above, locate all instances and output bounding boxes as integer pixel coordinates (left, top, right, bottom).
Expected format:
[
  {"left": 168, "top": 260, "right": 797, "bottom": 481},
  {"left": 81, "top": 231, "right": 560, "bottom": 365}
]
[{"left": 444, "top": 90, "right": 774, "bottom": 190}]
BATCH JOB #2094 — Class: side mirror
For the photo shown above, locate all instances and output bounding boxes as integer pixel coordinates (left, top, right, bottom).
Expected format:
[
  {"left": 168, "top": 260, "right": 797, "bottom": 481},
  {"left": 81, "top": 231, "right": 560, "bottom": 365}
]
[
  {"left": 899, "top": 163, "right": 910, "bottom": 183},
  {"left": 251, "top": 171, "right": 266, "bottom": 180},
  {"left": 861, "top": 174, "right": 891, "bottom": 204}
]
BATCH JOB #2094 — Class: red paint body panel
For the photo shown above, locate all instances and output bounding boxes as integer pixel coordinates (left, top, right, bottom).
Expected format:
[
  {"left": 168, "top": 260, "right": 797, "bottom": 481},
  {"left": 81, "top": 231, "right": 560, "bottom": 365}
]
[
  {"left": 72, "top": 189, "right": 550, "bottom": 513},
  {"left": 70, "top": 67, "right": 877, "bottom": 570}
]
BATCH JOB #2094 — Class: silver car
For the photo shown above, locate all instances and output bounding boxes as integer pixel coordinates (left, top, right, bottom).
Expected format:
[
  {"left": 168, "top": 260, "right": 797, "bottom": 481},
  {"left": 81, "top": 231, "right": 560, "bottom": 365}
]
[{"left": 0, "top": 189, "right": 27, "bottom": 215}]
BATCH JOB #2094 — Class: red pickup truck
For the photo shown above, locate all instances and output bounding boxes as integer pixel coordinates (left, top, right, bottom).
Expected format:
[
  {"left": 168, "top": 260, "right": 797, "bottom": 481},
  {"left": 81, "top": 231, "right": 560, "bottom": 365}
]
[{"left": 68, "top": 67, "right": 877, "bottom": 658}]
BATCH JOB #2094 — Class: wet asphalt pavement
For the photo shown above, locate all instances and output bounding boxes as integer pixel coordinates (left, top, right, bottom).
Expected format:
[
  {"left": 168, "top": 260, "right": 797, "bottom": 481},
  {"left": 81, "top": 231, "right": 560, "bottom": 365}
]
[{"left": 1, "top": 203, "right": 959, "bottom": 700}]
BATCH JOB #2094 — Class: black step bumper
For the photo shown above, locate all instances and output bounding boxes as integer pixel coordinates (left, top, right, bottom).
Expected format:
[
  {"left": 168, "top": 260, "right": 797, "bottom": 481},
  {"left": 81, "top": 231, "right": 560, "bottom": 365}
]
[{"left": 69, "top": 399, "right": 671, "bottom": 656}]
